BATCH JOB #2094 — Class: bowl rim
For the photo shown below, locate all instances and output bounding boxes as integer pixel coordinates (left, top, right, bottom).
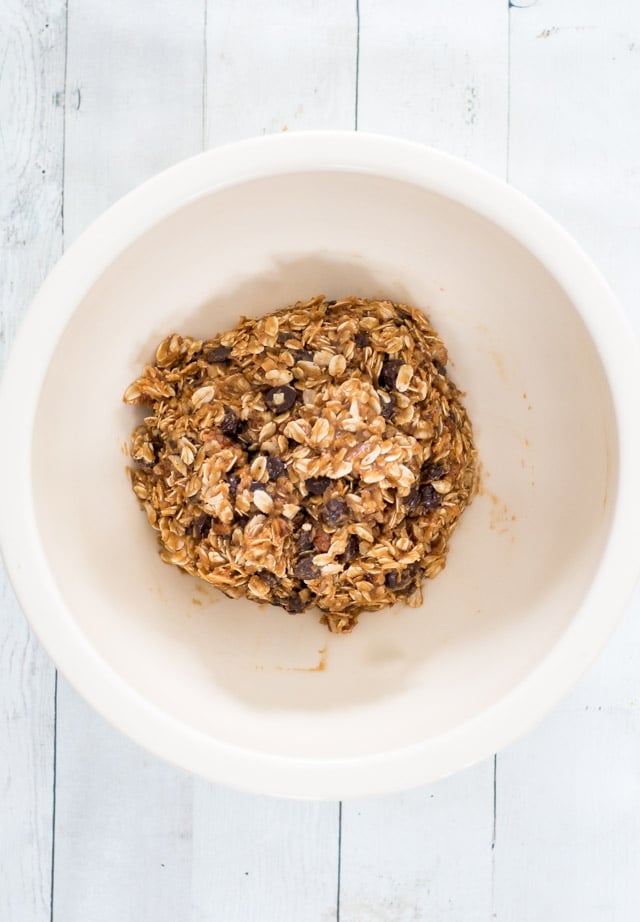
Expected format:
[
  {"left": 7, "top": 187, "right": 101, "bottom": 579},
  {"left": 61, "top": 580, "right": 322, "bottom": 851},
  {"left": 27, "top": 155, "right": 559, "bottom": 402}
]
[{"left": 1, "top": 131, "right": 640, "bottom": 798}]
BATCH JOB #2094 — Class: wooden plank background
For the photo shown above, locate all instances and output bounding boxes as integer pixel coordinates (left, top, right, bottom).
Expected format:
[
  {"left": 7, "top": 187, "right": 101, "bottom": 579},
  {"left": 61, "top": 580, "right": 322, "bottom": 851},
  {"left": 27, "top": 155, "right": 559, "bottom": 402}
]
[{"left": 1, "top": 1, "right": 640, "bottom": 919}]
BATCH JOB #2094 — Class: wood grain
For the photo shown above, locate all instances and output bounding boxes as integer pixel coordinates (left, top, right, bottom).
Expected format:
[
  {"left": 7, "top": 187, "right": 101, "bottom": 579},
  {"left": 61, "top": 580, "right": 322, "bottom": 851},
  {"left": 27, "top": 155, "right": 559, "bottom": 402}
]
[
  {"left": 356, "top": 0, "right": 509, "bottom": 174},
  {"left": 494, "top": 3, "right": 640, "bottom": 918},
  {"left": 0, "top": 2, "right": 66, "bottom": 921},
  {"left": 205, "top": 0, "right": 357, "bottom": 146},
  {"left": 191, "top": 784, "right": 339, "bottom": 922},
  {"left": 50, "top": 1, "right": 200, "bottom": 919},
  {"left": 3, "top": 1, "right": 640, "bottom": 920},
  {"left": 339, "top": 3, "right": 508, "bottom": 918},
  {"left": 340, "top": 763, "right": 495, "bottom": 922},
  {"left": 51, "top": 1, "right": 353, "bottom": 919},
  {"left": 186, "top": 3, "right": 357, "bottom": 917},
  {"left": 62, "top": 0, "right": 204, "bottom": 244}
]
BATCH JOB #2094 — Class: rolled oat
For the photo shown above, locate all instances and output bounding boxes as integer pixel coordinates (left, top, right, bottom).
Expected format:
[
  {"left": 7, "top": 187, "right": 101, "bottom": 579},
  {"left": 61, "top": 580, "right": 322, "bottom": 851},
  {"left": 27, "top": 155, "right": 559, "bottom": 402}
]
[{"left": 124, "top": 296, "right": 476, "bottom": 633}]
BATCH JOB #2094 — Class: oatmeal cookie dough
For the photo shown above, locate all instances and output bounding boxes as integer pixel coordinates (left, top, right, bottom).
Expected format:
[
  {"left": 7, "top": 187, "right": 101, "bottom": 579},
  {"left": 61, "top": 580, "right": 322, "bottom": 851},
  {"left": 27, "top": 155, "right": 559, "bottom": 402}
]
[{"left": 125, "top": 296, "right": 476, "bottom": 633}]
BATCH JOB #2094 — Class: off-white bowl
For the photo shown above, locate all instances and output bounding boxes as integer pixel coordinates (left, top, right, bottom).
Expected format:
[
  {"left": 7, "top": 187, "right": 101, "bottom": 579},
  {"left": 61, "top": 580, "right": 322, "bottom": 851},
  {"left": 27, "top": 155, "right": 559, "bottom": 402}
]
[{"left": 1, "top": 133, "right": 640, "bottom": 798}]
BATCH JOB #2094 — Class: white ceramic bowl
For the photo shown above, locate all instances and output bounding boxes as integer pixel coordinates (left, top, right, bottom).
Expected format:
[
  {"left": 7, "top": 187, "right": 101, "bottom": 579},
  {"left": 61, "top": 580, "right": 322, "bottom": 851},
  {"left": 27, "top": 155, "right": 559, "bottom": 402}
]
[{"left": 1, "top": 133, "right": 640, "bottom": 798}]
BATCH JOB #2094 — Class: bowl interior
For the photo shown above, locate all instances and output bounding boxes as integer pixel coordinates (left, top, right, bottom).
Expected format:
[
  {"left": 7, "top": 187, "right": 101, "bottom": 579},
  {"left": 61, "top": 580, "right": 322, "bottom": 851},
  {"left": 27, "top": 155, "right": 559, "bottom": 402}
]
[{"left": 32, "top": 170, "right": 615, "bottom": 760}]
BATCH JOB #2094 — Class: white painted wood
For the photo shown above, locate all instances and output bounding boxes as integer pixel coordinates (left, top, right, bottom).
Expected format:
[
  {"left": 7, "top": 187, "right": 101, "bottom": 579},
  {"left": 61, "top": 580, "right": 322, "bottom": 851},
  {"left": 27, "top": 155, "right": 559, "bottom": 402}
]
[
  {"left": 356, "top": 0, "right": 509, "bottom": 174},
  {"left": 205, "top": 0, "right": 357, "bottom": 146},
  {"left": 339, "top": 3, "right": 508, "bottom": 918},
  {"left": 494, "top": 672, "right": 640, "bottom": 922},
  {"left": 63, "top": 0, "right": 204, "bottom": 244},
  {"left": 52, "top": 3, "right": 202, "bottom": 921},
  {"left": 0, "top": 2, "right": 65, "bottom": 920},
  {"left": 191, "top": 784, "right": 339, "bottom": 922},
  {"left": 340, "top": 762, "right": 495, "bottom": 922},
  {"left": 53, "top": 2, "right": 350, "bottom": 920},
  {"left": 508, "top": 0, "right": 640, "bottom": 326},
  {"left": 53, "top": 689, "right": 195, "bottom": 922},
  {"left": 188, "top": 4, "right": 356, "bottom": 918},
  {"left": 4, "top": 1, "right": 640, "bottom": 919},
  {"left": 494, "top": 2, "right": 640, "bottom": 919}
]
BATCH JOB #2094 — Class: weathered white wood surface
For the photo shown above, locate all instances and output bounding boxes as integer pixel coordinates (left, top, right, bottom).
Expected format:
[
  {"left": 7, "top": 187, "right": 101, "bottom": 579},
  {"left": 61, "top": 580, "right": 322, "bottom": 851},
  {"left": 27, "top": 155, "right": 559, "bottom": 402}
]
[
  {"left": 338, "top": 5, "right": 506, "bottom": 920},
  {"left": 494, "top": 4, "right": 640, "bottom": 919},
  {"left": 1, "top": 1, "right": 640, "bottom": 920},
  {"left": 0, "top": 2, "right": 64, "bottom": 921}
]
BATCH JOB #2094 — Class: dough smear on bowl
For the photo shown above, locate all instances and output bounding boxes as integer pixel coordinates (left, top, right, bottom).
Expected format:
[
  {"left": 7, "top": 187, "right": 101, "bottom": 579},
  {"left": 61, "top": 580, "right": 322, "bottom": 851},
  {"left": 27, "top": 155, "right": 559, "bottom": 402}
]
[{"left": 124, "top": 296, "right": 477, "bottom": 632}]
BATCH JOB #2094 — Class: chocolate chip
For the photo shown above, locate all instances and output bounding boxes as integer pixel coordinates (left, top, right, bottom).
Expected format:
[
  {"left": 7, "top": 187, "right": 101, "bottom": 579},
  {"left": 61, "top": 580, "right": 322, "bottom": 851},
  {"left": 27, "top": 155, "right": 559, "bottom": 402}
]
[
  {"left": 421, "top": 462, "right": 445, "bottom": 483},
  {"left": 321, "top": 497, "right": 349, "bottom": 527},
  {"left": 206, "top": 345, "right": 231, "bottom": 363},
  {"left": 379, "top": 359, "right": 403, "bottom": 390},
  {"left": 266, "top": 456, "right": 286, "bottom": 481},
  {"left": 421, "top": 483, "right": 441, "bottom": 510},
  {"left": 294, "top": 557, "right": 320, "bottom": 581},
  {"left": 220, "top": 407, "right": 240, "bottom": 435},
  {"left": 305, "top": 476, "right": 331, "bottom": 495},
  {"left": 284, "top": 593, "right": 306, "bottom": 613},
  {"left": 249, "top": 481, "right": 264, "bottom": 492},
  {"left": 291, "top": 349, "right": 315, "bottom": 363},
  {"left": 379, "top": 391, "right": 396, "bottom": 420},
  {"left": 191, "top": 513, "right": 212, "bottom": 540},
  {"left": 264, "top": 385, "right": 297, "bottom": 413},
  {"left": 277, "top": 331, "right": 291, "bottom": 344},
  {"left": 326, "top": 299, "right": 337, "bottom": 306},
  {"left": 355, "top": 331, "right": 369, "bottom": 348},
  {"left": 434, "top": 360, "right": 447, "bottom": 376},
  {"left": 296, "top": 529, "right": 315, "bottom": 554},
  {"left": 342, "top": 533, "right": 359, "bottom": 565}
]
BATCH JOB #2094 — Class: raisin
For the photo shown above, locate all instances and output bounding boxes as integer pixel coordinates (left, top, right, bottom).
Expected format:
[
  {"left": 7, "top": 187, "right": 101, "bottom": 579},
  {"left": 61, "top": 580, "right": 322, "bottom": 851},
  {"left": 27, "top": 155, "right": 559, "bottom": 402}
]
[
  {"left": 285, "top": 593, "right": 306, "bottom": 613},
  {"left": 227, "top": 473, "right": 240, "bottom": 500},
  {"left": 379, "top": 391, "right": 396, "bottom": 421},
  {"left": 321, "top": 497, "right": 349, "bottom": 527},
  {"left": 385, "top": 565, "right": 417, "bottom": 592},
  {"left": 421, "top": 462, "right": 445, "bottom": 483},
  {"left": 236, "top": 421, "right": 254, "bottom": 448},
  {"left": 379, "top": 359, "right": 403, "bottom": 390},
  {"left": 313, "top": 529, "right": 332, "bottom": 552},
  {"left": 296, "top": 529, "right": 315, "bottom": 554},
  {"left": 342, "top": 533, "right": 360, "bottom": 564},
  {"left": 305, "top": 476, "right": 331, "bottom": 495},
  {"left": 277, "top": 331, "right": 291, "bottom": 344},
  {"left": 206, "top": 345, "right": 231, "bottom": 363},
  {"left": 421, "top": 483, "right": 441, "bottom": 511},
  {"left": 404, "top": 487, "right": 421, "bottom": 513},
  {"left": 150, "top": 435, "right": 163, "bottom": 461},
  {"left": 291, "top": 349, "right": 315, "bottom": 363},
  {"left": 264, "top": 385, "right": 297, "bottom": 413},
  {"left": 294, "top": 557, "right": 320, "bottom": 581},
  {"left": 258, "top": 569, "right": 279, "bottom": 588},
  {"left": 191, "top": 513, "right": 212, "bottom": 540},
  {"left": 266, "top": 456, "right": 286, "bottom": 481},
  {"left": 355, "top": 331, "right": 369, "bottom": 348},
  {"left": 325, "top": 299, "right": 337, "bottom": 306},
  {"left": 220, "top": 407, "right": 240, "bottom": 435},
  {"left": 385, "top": 571, "right": 399, "bottom": 589}
]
